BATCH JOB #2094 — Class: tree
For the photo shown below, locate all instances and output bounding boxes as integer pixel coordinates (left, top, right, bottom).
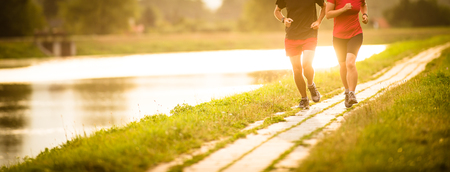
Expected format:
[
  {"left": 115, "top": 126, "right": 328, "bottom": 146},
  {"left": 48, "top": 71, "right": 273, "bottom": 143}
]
[
  {"left": 239, "top": 0, "right": 284, "bottom": 32},
  {"left": 59, "top": 0, "right": 139, "bottom": 34},
  {"left": 0, "top": 0, "right": 46, "bottom": 37},
  {"left": 140, "top": 5, "right": 160, "bottom": 28},
  {"left": 215, "top": 0, "right": 249, "bottom": 20},
  {"left": 384, "top": 0, "right": 450, "bottom": 27},
  {"left": 41, "top": 0, "right": 59, "bottom": 19},
  {"left": 37, "top": 0, "right": 66, "bottom": 28},
  {"left": 140, "top": 0, "right": 209, "bottom": 25}
]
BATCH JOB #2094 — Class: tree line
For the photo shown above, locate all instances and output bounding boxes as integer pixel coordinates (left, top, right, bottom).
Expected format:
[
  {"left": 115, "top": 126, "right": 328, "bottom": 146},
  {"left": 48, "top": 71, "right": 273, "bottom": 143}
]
[
  {"left": 384, "top": 0, "right": 450, "bottom": 27},
  {"left": 1, "top": 0, "right": 449, "bottom": 37},
  {"left": 0, "top": 0, "right": 250, "bottom": 37}
]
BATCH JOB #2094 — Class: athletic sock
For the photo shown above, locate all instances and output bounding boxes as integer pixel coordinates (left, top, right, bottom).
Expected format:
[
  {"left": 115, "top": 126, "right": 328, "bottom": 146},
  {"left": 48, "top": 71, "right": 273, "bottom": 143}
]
[
  {"left": 308, "top": 83, "right": 315, "bottom": 87},
  {"left": 345, "top": 89, "right": 349, "bottom": 94},
  {"left": 301, "top": 97, "right": 308, "bottom": 100},
  {"left": 349, "top": 91, "right": 355, "bottom": 94}
]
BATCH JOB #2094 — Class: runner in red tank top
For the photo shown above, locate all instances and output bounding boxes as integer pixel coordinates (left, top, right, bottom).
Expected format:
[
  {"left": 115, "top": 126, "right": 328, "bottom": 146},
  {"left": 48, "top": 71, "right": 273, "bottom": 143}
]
[{"left": 326, "top": 0, "right": 369, "bottom": 108}]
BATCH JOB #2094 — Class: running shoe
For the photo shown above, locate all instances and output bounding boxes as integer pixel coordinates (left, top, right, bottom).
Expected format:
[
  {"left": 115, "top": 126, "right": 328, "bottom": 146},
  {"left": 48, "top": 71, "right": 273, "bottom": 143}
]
[
  {"left": 299, "top": 97, "right": 309, "bottom": 109},
  {"left": 347, "top": 92, "right": 358, "bottom": 108},
  {"left": 344, "top": 92, "right": 351, "bottom": 108},
  {"left": 308, "top": 83, "right": 321, "bottom": 103}
]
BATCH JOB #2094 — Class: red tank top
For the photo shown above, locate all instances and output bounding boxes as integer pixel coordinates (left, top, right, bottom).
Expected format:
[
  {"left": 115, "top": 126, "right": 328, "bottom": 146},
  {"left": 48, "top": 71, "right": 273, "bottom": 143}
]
[{"left": 327, "top": 0, "right": 365, "bottom": 39}]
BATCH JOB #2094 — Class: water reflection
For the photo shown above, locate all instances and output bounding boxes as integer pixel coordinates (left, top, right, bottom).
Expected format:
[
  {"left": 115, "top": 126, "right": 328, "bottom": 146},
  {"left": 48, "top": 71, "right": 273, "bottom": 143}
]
[
  {"left": 0, "top": 135, "right": 22, "bottom": 166},
  {"left": 73, "top": 78, "right": 135, "bottom": 126},
  {"left": 0, "top": 84, "right": 31, "bottom": 166},
  {"left": 0, "top": 85, "right": 30, "bottom": 129}
]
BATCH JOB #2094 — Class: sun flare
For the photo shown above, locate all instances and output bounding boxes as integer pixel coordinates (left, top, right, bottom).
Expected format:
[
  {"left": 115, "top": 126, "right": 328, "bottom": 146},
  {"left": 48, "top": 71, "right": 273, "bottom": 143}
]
[{"left": 202, "top": 0, "right": 223, "bottom": 10}]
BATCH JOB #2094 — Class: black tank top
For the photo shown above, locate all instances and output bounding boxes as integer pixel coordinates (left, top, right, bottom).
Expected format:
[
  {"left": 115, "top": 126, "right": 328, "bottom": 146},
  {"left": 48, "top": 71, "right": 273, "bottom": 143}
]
[{"left": 276, "top": 0, "right": 324, "bottom": 40}]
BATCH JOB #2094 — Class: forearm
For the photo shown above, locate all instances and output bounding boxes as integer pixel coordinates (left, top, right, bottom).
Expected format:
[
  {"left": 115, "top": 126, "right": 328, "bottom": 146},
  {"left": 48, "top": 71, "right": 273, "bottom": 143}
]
[
  {"left": 318, "top": 5, "right": 326, "bottom": 22},
  {"left": 274, "top": 7, "right": 284, "bottom": 22},
  {"left": 326, "top": 7, "right": 346, "bottom": 19},
  {"left": 361, "top": 4, "right": 368, "bottom": 15}
]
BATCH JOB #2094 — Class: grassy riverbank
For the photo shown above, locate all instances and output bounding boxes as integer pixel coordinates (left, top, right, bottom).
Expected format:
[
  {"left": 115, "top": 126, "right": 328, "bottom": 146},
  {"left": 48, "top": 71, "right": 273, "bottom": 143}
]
[
  {"left": 0, "top": 42, "right": 46, "bottom": 59},
  {"left": 0, "top": 27, "right": 450, "bottom": 59},
  {"left": 295, "top": 47, "right": 450, "bottom": 172},
  {"left": 2, "top": 35, "right": 450, "bottom": 172},
  {"left": 58, "top": 27, "right": 450, "bottom": 56}
]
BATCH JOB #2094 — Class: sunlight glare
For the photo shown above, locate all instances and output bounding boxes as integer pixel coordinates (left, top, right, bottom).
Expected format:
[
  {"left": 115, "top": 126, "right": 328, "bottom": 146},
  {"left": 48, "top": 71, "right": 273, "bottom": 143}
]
[
  {"left": 0, "top": 45, "right": 386, "bottom": 83},
  {"left": 202, "top": 0, "right": 223, "bottom": 10}
]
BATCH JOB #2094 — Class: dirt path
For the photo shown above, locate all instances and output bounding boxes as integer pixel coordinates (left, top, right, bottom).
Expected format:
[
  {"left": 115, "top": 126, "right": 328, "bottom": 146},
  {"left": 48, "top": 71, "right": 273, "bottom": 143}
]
[{"left": 149, "top": 43, "right": 450, "bottom": 172}]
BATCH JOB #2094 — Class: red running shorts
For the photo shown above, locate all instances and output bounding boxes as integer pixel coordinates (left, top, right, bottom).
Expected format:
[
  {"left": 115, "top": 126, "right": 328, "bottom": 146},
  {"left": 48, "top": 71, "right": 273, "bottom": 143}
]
[{"left": 284, "top": 37, "right": 318, "bottom": 57}]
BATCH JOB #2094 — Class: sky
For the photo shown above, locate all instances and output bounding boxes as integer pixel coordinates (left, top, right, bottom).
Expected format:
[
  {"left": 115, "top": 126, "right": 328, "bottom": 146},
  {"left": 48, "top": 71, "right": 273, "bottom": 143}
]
[{"left": 202, "top": 0, "right": 223, "bottom": 10}]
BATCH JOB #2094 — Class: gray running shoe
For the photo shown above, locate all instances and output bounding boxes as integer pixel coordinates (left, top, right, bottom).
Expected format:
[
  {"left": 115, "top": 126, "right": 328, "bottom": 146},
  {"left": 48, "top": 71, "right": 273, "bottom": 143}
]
[
  {"left": 344, "top": 92, "right": 351, "bottom": 108},
  {"left": 308, "top": 83, "right": 321, "bottom": 102},
  {"left": 299, "top": 98, "right": 310, "bottom": 109},
  {"left": 347, "top": 92, "right": 358, "bottom": 108}
]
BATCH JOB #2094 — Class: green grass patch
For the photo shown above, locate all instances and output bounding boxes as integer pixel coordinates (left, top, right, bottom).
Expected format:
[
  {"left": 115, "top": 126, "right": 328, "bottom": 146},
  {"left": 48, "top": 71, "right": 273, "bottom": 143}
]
[
  {"left": 2, "top": 35, "right": 450, "bottom": 172},
  {"left": 73, "top": 27, "right": 450, "bottom": 56},
  {"left": 0, "top": 41, "right": 46, "bottom": 59},
  {"left": 73, "top": 32, "right": 284, "bottom": 56},
  {"left": 295, "top": 48, "right": 450, "bottom": 171}
]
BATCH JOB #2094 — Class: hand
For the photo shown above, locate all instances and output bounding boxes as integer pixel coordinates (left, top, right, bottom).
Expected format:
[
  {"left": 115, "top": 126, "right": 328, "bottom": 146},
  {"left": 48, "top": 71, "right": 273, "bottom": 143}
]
[
  {"left": 362, "top": 14, "right": 369, "bottom": 24},
  {"left": 343, "top": 3, "right": 352, "bottom": 11},
  {"left": 284, "top": 18, "right": 294, "bottom": 28},
  {"left": 311, "top": 21, "right": 321, "bottom": 30}
]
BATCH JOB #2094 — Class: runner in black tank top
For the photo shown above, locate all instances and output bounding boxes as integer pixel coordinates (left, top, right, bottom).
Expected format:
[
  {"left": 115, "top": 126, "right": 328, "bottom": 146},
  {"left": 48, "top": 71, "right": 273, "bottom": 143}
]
[{"left": 274, "top": 0, "right": 326, "bottom": 109}]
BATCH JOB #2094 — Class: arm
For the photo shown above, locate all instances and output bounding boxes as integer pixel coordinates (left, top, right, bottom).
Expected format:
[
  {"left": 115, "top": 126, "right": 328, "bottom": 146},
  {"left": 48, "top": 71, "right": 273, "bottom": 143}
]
[
  {"left": 326, "top": 2, "right": 352, "bottom": 19},
  {"left": 274, "top": 5, "right": 293, "bottom": 27},
  {"left": 361, "top": 2, "right": 369, "bottom": 24},
  {"left": 311, "top": 0, "right": 326, "bottom": 30}
]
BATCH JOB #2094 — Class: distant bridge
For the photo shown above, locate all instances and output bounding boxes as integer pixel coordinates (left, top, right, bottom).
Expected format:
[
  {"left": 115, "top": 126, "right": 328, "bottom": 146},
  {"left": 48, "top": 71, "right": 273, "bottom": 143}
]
[{"left": 34, "top": 29, "right": 76, "bottom": 57}]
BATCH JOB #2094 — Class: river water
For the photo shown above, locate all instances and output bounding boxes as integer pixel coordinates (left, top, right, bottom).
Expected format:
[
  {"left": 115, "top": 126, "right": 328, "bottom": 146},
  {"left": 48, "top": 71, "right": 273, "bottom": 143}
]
[{"left": 0, "top": 45, "right": 385, "bottom": 166}]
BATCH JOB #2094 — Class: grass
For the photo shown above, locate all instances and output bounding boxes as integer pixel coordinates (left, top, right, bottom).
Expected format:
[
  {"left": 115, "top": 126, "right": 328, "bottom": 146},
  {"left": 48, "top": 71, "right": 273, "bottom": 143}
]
[
  {"left": 294, "top": 49, "right": 450, "bottom": 171},
  {"left": 73, "top": 27, "right": 450, "bottom": 56},
  {"left": 2, "top": 34, "right": 450, "bottom": 172},
  {"left": 0, "top": 41, "right": 46, "bottom": 59},
  {"left": 73, "top": 32, "right": 284, "bottom": 56}
]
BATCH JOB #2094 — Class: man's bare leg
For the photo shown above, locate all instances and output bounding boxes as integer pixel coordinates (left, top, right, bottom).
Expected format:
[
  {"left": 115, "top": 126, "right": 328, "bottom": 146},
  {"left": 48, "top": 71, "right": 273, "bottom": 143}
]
[
  {"left": 289, "top": 54, "right": 307, "bottom": 98},
  {"left": 302, "top": 50, "right": 315, "bottom": 85}
]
